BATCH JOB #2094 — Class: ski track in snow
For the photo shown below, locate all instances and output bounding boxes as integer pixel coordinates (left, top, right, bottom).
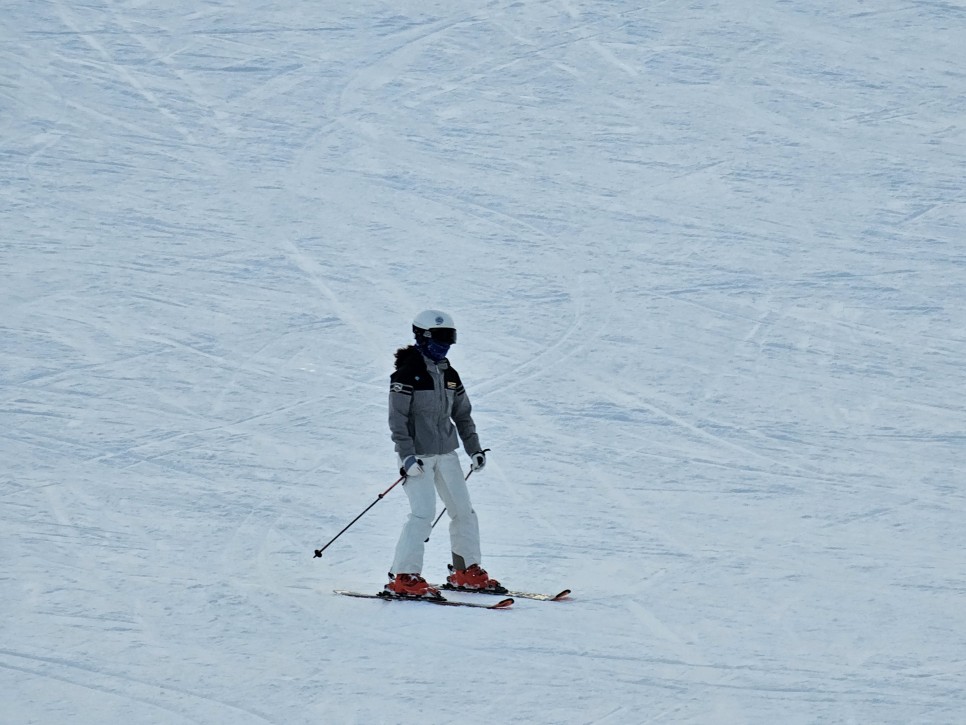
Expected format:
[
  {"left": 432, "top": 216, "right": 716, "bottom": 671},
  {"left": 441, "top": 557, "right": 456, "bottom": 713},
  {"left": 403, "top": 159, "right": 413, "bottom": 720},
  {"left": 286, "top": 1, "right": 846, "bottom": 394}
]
[
  {"left": 0, "top": 649, "right": 275, "bottom": 724},
  {"left": 3, "top": 0, "right": 966, "bottom": 722}
]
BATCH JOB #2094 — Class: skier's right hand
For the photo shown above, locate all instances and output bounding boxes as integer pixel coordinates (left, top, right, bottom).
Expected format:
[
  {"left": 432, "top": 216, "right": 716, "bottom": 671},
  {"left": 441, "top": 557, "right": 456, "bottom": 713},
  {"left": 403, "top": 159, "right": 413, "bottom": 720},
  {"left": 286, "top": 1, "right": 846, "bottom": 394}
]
[
  {"left": 470, "top": 450, "right": 487, "bottom": 471},
  {"left": 401, "top": 455, "right": 424, "bottom": 477}
]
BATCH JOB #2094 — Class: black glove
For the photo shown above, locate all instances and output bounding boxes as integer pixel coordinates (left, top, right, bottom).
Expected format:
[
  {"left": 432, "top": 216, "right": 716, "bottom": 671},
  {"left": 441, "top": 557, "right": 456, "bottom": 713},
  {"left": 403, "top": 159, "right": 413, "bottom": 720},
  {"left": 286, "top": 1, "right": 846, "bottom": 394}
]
[
  {"left": 400, "top": 455, "right": 423, "bottom": 477},
  {"left": 470, "top": 450, "right": 487, "bottom": 472}
]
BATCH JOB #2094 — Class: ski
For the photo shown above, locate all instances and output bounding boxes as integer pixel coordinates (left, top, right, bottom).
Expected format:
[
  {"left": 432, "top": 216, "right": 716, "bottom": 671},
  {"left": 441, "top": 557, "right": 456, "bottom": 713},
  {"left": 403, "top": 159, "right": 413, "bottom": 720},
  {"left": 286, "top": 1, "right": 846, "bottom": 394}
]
[
  {"left": 334, "top": 589, "right": 514, "bottom": 609},
  {"left": 438, "top": 584, "right": 571, "bottom": 602}
]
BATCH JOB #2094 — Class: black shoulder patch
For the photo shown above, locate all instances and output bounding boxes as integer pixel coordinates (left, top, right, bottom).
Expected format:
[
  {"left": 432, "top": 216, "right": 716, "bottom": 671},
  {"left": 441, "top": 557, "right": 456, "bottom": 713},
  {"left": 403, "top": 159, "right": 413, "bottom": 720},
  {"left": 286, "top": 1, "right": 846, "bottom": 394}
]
[{"left": 392, "top": 366, "right": 433, "bottom": 391}]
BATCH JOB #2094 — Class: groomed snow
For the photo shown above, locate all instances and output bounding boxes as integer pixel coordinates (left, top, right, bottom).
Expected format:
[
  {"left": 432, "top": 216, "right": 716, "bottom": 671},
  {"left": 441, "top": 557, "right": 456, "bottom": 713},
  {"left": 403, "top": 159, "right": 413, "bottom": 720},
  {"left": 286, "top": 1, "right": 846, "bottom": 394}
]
[{"left": 2, "top": 1, "right": 965, "bottom": 722}]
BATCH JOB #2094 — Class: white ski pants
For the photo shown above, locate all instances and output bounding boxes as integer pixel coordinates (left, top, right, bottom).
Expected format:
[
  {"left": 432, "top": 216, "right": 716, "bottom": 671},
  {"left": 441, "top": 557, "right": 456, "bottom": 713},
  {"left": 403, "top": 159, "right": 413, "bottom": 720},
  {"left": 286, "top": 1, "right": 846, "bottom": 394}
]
[{"left": 391, "top": 451, "right": 480, "bottom": 575}]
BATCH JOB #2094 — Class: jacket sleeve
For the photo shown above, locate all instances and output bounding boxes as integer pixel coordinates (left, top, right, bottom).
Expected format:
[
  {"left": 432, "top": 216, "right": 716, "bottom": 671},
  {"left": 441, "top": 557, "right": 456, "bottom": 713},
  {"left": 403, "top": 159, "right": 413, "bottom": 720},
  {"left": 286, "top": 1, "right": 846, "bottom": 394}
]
[
  {"left": 451, "top": 381, "right": 482, "bottom": 455},
  {"left": 388, "top": 378, "right": 415, "bottom": 459}
]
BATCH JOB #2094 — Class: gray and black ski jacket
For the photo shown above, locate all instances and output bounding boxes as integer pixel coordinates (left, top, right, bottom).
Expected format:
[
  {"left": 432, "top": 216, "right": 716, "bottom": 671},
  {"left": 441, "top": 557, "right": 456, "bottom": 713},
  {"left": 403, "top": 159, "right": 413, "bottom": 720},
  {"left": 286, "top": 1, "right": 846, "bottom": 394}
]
[{"left": 388, "top": 346, "right": 482, "bottom": 460}]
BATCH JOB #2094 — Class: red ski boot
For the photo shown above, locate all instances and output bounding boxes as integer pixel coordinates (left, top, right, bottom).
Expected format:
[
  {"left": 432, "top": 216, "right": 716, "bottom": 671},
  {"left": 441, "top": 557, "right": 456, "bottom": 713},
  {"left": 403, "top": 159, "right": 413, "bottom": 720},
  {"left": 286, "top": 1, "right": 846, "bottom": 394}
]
[
  {"left": 446, "top": 564, "right": 506, "bottom": 593},
  {"left": 384, "top": 573, "right": 441, "bottom": 598}
]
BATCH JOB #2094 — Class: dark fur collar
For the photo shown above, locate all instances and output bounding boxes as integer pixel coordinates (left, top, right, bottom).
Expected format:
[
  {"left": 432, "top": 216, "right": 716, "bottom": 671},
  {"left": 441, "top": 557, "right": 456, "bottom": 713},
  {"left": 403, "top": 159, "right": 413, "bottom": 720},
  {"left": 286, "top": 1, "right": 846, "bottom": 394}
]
[{"left": 394, "top": 345, "right": 424, "bottom": 371}]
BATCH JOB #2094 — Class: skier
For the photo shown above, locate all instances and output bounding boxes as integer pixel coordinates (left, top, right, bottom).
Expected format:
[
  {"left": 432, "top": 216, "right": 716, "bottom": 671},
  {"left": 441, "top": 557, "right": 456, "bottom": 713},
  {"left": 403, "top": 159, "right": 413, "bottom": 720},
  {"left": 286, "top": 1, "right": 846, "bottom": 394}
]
[{"left": 384, "top": 310, "right": 502, "bottom": 598}]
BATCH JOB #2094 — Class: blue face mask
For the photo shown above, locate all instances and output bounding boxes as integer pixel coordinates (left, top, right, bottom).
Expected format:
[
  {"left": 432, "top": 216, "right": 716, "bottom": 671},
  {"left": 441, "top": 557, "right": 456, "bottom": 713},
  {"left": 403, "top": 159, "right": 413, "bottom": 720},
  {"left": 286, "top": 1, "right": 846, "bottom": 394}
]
[{"left": 417, "top": 338, "right": 450, "bottom": 362}]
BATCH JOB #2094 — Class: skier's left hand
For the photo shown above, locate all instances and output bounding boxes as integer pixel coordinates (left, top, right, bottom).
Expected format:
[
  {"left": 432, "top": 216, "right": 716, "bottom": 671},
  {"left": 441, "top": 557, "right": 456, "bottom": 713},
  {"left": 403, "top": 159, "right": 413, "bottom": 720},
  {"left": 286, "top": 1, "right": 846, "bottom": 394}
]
[{"left": 470, "top": 450, "right": 487, "bottom": 471}]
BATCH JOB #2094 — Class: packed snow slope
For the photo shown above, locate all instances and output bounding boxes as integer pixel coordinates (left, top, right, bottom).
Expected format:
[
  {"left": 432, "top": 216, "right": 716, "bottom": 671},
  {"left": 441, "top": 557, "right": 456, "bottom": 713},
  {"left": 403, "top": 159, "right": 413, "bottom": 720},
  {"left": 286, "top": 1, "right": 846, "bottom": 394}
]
[{"left": 3, "top": 1, "right": 965, "bottom": 723}]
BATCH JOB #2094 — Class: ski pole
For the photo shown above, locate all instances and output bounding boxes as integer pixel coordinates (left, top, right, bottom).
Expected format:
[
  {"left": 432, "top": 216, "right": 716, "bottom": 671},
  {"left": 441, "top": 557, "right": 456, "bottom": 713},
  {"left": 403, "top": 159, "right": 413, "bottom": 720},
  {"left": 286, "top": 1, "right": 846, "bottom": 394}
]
[
  {"left": 314, "top": 475, "right": 405, "bottom": 558},
  {"left": 424, "top": 467, "right": 474, "bottom": 543}
]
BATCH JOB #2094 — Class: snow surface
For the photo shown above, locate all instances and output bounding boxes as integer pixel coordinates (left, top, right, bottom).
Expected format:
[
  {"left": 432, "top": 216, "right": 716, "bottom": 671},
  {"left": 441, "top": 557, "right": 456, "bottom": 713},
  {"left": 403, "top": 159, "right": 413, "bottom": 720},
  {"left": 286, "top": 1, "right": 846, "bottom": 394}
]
[{"left": 3, "top": 1, "right": 965, "bottom": 723}]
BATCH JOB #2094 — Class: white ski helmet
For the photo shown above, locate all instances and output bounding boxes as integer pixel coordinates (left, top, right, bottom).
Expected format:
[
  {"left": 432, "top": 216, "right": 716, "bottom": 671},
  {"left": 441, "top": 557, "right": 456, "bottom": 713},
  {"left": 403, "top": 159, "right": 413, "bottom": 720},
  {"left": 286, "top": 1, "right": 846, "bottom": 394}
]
[{"left": 412, "top": 309, "right": 457, "bottom": 344}]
